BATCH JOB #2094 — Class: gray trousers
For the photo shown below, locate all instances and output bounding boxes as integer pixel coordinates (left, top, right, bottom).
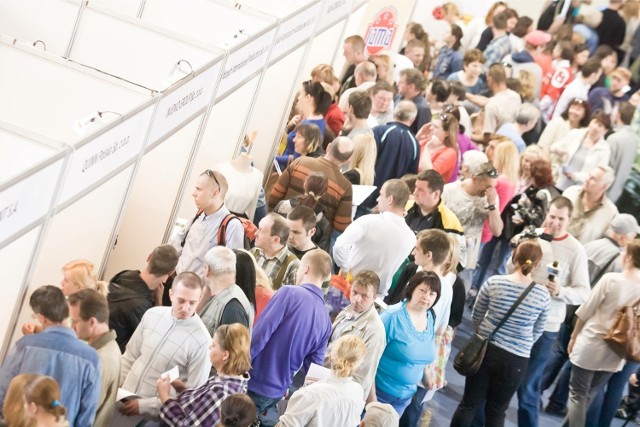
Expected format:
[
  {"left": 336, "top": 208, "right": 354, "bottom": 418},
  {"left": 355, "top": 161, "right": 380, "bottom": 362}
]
[{"left": 564, "top": 363, "right": 613, "bottom": 427}]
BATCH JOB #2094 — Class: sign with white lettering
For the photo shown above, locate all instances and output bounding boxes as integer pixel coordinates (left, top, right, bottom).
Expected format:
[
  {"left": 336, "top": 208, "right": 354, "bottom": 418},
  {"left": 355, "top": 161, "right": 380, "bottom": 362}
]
[
  {"left": 217, "top": 28, "right": 277, "bottom": 99},
  {"left": 318, "top": 0, "right": 352, "bottom": 32},
  {"left": 148, "top": 61, "right": 222, "bottom": 147},
  {"left": 58, "top": 104, "right": 156, "bottom": 205},
  {"left": 0, "top": 158, "right": 65, "bottom": 246},
  {"left": 270, "top": 3, "right": 322, "bottom": 63}
]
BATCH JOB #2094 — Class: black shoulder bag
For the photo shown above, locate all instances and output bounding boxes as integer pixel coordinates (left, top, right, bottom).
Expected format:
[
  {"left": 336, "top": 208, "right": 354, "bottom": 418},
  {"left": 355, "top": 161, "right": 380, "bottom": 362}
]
[{"left": 454, "top": 281, "right": 537, "bottom": 376}]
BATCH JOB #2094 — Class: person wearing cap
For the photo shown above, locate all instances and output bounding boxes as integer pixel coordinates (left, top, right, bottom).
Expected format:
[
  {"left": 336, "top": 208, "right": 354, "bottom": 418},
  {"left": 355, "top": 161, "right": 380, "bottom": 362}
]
[
  {"left": 505, "top": 29, "right": 550, "bottom": 100},
  {"left": 563, "top": 165, "right": 618, "bottom": 244},
  {"left": 441, "top": 160, "right": 503, "bottom": 289},
  {"left": 588, "top": 66, "right": 632, "bottom": 116},
  {"left": 607, "top": 102, "right": 640, "bottom": 202},
  {"left": 361, "top": 401, "right": 400, "bottom": 427}
]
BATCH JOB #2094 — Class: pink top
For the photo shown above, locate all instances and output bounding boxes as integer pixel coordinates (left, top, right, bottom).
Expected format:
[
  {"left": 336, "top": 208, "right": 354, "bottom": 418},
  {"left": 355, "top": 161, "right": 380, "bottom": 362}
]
[
  {"left": 255, "top": 285, "right": 275, "bottom": 324},
  {"left": 429, "top": 147, "right": 458, "bottom": 182},
  {"left": 481, "top": 175, "right": 516, "bottom": 243}
]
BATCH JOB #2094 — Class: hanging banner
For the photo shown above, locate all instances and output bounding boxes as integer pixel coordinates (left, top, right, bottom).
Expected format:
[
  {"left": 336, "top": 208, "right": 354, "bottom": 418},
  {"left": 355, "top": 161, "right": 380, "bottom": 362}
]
[
  {"left": 59, "top": 103, "right": 156, "bottom": 205},
  {"left": 217, "top": 28, "right": 276, "bottom": 99},
  {"left": 147, "top": 61, "right": 222, "bottom": 147},
  {"left": 318, "top": 0, "right": 352, "bottom": 32},
  {"left": 270, "top": 2, "right": 322, "bottom": 63},
  {"left": 0, "top": 157, "right": 65, "bottom": 247}
]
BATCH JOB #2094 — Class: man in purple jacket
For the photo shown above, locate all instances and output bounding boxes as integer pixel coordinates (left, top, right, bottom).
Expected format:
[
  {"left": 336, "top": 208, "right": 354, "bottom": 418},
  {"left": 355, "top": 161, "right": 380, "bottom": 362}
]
[{"left": 247, "top": 249, "right": 332, "bottom": 427}]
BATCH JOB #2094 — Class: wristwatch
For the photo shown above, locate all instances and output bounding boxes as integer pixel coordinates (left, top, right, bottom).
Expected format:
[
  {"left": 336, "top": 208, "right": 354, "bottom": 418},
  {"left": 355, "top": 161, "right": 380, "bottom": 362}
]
[{"left": 487, "top": 204, "right": 496, "bottom": 211}]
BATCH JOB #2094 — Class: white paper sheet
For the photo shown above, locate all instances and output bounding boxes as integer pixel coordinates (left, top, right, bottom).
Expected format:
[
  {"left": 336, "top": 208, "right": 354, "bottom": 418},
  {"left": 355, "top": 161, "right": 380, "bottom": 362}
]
[
  {"left": 304, "top": 363, "right": 331, "bottom": 386},
  {"left": 162, "top": 365, "right": 180, "bottom": 382}
]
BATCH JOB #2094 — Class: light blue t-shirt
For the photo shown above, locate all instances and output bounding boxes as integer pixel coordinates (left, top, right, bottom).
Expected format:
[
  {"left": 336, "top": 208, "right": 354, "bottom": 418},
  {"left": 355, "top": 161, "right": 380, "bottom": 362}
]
[
  {"left": 375, "top": 301, "right": 436, "bottom": 399},
  {"left": 497, "top": 123, "right": 526, "bottom": 153}
]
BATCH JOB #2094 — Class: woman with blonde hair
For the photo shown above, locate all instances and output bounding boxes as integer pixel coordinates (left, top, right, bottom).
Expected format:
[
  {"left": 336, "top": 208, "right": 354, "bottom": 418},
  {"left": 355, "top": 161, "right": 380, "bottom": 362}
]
[
  {"left": 158, "top": 324, "right": 251, "bottom": 427},
  {"left": 3, "top": 373, "right": 38, "bottom": 427},
  {"left": 470, "top": 136, "right": 520, "bottom": 297},
  {"left": 344, "top": 133, "right": 376, "bottom": 185},
  {"left": 60, "top": 259, "right": 108, "bottom": 297},
  {"left": 370, "top": 53, "right": 395, "bottom": 87},
  {"left": 277, "top": 335, "right": 367, "bottom": 426},
  {"left": 23, "top": 375, "right": 68, "bottom": 427}
]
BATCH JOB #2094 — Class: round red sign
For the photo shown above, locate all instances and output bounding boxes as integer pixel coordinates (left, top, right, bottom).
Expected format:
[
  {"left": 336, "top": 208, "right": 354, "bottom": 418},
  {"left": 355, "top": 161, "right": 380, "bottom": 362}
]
[{"left": 364, "top": 7, "right": 398, "bottom": 56}]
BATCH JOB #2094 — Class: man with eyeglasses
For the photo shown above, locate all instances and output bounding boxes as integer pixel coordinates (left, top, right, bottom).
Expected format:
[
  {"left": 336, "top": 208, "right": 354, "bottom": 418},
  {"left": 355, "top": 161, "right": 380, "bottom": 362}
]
[{"left": 171, "top": 170, "right": 244, "bottom": 282}]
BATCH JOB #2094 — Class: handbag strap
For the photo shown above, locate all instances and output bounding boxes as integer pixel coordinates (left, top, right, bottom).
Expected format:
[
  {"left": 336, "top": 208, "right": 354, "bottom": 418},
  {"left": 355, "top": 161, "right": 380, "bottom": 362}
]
[{"left": 487, "top": 281, "right": 537, "bottom": 341}]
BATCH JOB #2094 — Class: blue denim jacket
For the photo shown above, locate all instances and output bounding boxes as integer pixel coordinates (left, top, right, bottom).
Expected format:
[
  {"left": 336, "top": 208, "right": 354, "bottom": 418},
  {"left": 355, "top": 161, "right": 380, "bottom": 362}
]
[{"left": 0, "top": 326, "right": 100, "bottom": 426}]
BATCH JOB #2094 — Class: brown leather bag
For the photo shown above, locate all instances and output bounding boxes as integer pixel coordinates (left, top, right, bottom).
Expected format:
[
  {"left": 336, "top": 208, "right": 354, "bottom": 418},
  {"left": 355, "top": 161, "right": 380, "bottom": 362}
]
[{"left": 604, "top": 297, "right": 640, "bottom": 362}]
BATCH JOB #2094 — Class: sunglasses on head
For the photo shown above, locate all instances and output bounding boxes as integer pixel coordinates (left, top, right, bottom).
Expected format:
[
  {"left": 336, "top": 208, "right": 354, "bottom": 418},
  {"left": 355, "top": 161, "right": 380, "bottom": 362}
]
[{"left": 204, "top": 169, "right": 220, "bottom": 188}]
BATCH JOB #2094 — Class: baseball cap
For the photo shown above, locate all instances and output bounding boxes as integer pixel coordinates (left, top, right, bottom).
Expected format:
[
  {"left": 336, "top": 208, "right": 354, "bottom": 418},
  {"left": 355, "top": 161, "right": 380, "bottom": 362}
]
[
  {"left": 524, "top": 30, "right": 552, "bottom": 47},
  {"left": 471, "top": 162, "right": 499, "bottom": 178},
  {"left": 362, "top": 402, "right": 399, "bottom": 427},
  {"left": 610, "top": 213, "right": 640, "bottom": 236}
]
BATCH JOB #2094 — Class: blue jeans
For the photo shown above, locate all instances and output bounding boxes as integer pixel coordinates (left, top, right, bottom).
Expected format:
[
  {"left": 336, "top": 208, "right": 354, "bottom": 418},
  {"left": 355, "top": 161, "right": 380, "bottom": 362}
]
[
  {"left": 247, "top": 390, "right": 281, "bottom": 427},
  {"left": 376, "top": 387, "right": 412, "bottom": 416},
  {"left": 517, "top": 331, "right": 558, "bottom": 427},
  {"left": 542, "top": 323, "right": 573, "bottom": 410},
  {"left": 400, "top": 387, "right": 428, "bottom": 426},
  {"left": 586, "top": 361, "right": 640, "bottom": 427},
  {"left": 471, "top": 238, "right": 512, "bottom": 290}
]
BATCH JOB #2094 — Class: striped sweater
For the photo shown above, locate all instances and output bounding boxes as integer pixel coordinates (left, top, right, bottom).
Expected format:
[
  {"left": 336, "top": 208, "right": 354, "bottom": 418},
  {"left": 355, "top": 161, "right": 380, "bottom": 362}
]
[
  {"left": 472, "top": 276, "right": 550, "bottom": 358},
  {"left": 268, "top": 156, "right": 352, "bottom": 232}
]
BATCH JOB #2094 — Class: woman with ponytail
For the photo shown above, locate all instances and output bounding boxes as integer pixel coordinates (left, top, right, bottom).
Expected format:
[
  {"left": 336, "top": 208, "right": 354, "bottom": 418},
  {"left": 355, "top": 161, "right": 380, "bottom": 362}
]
[
  {"left": 59, "top": 259, "right": 108, "bottom": 297},
  {"left": 23, "top": 375, "right": 68, "bottom": 427},
  {"left": 3, "top": 374, "right": 38, "bottom": 427},
  {"left": 218, "top": 394, "right": 257, "bottom": 427},
  {"left": 277, "top": 335, "right": 367, "bottom": 426},
  {"left": 451, "top": 240, "right": 550, "bottom": 426}
]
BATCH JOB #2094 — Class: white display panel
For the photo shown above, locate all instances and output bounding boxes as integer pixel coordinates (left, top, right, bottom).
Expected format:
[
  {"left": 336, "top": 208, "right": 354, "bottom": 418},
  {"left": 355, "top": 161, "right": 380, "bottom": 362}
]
[
  {"left": 266, "top": 2, "right": 321, "bottom": 64},
  {"left": 140, "top": 0, "right": 275, "bottom": 48},
  {"left": 319, "top": 0, "right": 353, "bottom": 32},
  {"left": 174, "top": 76, "right": 261, "bottom": 222},
  {"left": 246, "top": 45, "right": 307, "bottom": 173},
  {"left": 0, "top": 129, "right": 59, "bottom": 182},
  {"left": 0, "top": 226, "right": 41, "bottom": 360},
  {"left": 0, "top": 44, "right": 150, "bottom": 143},
  {"left": 69, "top": 7, "right": 221, "bottom": 92},
  {"left": 103, "top": 118, "right": 202, "bottom": 281},
  {"left": 87, "top": 0, "right": 143, "bottom": 17},
  {"left": 8, "top": 165, "right": 135, "bottom": 349},
  {"left": 301, "top": 20, "right": 348, "bottom": 78},
  {"left": 0, "top": 0, "right": 80, "bottom": 56},
  {"left": 0, "top": 157, "right": 65, "bottom": 248}
]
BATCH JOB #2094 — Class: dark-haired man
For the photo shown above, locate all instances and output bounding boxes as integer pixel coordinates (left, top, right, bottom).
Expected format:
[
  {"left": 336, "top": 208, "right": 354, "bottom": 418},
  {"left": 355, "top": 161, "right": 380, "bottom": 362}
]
[
  {"left": 287, "top": 205, "right": 319, "bottom": 259},
  {"left": 252, "top": 213, "right": 299, "bottom": 290},
  {"left": 396, "top": 68, "right": 430, "bottom": 135},
  {"left": 69, "top": 289, "right": 120, "bottom": 427},
  {"left": 0, "top": 286, "right": 100, "bottom": 426},
  {"left": 108, "top": 244, "right": 179, "bottom": 352}
]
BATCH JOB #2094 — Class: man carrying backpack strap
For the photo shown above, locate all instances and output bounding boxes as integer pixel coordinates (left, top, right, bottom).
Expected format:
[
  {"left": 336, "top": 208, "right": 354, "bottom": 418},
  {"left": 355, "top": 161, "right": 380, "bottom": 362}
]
[
  {"left": 251, "top": 213, "right": 300, "bottom": 290},
  {"left": 164, "top": 170, "right": 244, "bottom": 305}
]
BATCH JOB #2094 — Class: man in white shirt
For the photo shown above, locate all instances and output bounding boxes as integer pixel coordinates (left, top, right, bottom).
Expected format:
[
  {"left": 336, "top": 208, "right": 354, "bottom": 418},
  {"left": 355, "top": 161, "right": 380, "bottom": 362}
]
[
  {"left": 339, "top": 61, "right": 377, "bottom": 113},
  {"left": 119, "top": 272, "right": 211, "bottom": 421},
  {"left": 553, "top": 58, "right": 602, "bottom": 120},
  {"left": 169, "top": 170, "right": 244, "bottom": 293},
  {"left": 333, "top": 179, "right": 416, "bottom": 297}
]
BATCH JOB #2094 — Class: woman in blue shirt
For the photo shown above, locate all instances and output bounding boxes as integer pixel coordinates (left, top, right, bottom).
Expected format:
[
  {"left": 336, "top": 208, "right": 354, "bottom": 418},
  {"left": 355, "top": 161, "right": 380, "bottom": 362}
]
[
  {"left": 433, "top": 24, "right": 464, "bottom": 79},
  {"left": 283, "top": 81, "right": 331, "bottom": 157},
  {"left": 375, "top": 271, "right": 440, "bottom": 415}
]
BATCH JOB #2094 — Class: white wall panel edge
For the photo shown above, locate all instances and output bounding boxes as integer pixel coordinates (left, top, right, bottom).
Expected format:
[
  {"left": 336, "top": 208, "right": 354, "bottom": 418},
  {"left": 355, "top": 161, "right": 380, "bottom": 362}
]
[
  {"left": 267, "top": 0, "right": 322, "bottom": 66},
  {"left": 62, "top": 0, "right": 86, "bottom": 57},
  {"left": 317, "top": 0, "right": 354, "bottom": 33}
]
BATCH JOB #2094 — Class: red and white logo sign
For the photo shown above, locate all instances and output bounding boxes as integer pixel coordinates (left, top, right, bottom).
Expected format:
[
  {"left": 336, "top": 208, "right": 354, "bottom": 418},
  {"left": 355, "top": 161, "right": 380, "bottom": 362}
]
[{"left": 364, "top": 7, "right": 398, "bottom": 55}]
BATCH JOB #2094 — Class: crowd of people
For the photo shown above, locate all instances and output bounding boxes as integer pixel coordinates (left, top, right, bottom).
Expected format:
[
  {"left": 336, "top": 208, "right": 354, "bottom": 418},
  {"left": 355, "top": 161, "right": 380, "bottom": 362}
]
[{"left": 2, "top": 1, "right": 640, "bottom": 426}]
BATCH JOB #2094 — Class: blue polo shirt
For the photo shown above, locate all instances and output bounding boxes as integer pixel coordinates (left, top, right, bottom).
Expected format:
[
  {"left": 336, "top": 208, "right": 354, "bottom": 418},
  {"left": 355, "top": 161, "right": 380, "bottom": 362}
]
[{"left": 248, "top": 284, "right": 332, "bottom": 399}]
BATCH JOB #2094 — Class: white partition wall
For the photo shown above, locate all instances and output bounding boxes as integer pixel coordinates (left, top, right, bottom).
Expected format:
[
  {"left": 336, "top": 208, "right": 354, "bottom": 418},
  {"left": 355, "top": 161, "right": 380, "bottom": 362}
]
[
  {"left": 0, "top": 39, "right": 157, "bottom": 357},
  {"left": 136, "top": 0, "right": 279, "bottom": 226},
  {"left": 239, "top": 0, "right": 323, "bottom": 173}
]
